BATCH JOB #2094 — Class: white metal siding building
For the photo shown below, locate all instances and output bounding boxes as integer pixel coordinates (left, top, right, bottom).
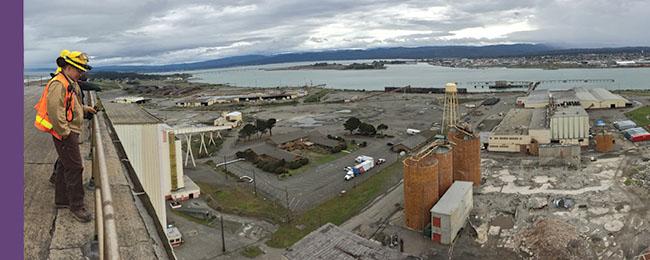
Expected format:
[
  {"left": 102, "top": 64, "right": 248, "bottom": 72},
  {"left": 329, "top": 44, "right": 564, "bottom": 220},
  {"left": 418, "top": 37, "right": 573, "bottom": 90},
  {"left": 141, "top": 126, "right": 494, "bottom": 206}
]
[
  {"left": 105, "top": 103, "right": 189, "bottom": 228},
  {"left": 550, "top": 106, "right": 590, "bottom": 146},
  {"left": 430, "top": 181, "right": 473, "bottom": 244}
]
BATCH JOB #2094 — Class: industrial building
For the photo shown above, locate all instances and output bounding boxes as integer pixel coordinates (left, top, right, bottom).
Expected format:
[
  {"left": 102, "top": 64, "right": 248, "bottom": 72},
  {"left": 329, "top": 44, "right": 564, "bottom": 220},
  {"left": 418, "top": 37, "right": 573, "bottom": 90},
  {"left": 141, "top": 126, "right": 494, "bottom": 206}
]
[
  {"left": 488, "top": 106, "right": 590, "bottom": 152},
  {"left": 175, "top": 91, "right": 306, "bottom": 107},
  {"left": 518, "top": 87, "right": 629, "bottom": 109},
  {"left": 104, "top": 102, "right": 201, "bottom": 228},
  {"left": 284, "top": 223, "right": 406, "bottom": 260},
  {"left": 488, "top": 109, "right": 549, "bottom": 153},
  {"left": 112, "top": 96, "right": 151, "bottom": 104},
  {"left": 403, "top": 128, "right": 480, "bottom": 232},
  {"left": 430, "top": 181, "right": 473, "bottom": 244},
  {"left": 213, "top": 111, "right": 243, "bottom": 128},
  {"left": 549, "top": 106, "right": 590, "bottom": 146},
  {"left": 624, "top": 127, "right": 650, "bottom": 142}
]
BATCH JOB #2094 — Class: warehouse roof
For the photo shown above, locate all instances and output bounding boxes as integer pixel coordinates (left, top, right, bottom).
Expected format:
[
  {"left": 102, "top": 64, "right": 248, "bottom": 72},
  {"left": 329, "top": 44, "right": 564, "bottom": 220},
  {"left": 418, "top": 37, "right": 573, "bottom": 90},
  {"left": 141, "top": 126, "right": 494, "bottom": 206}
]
[
  {"left": 430, "top": 181, "right": 473, "bottom": 215},
  {"left": 284, "top": 223, "right": 406, "bottom": 260},
  {"left": 492, "top": 109, "right": 547, "bottom": 135},
  {"left": 103, "top": 102, "right": 162, "bottom": 124},
  {"left": 525, "top": 87, "right": 627, "bottom": 107},
  {"left": 551, "top": 106, "right": 588, "bottom": 118},
  {"left": 269, "top": 130, "right": 309, "bottom": 145}
]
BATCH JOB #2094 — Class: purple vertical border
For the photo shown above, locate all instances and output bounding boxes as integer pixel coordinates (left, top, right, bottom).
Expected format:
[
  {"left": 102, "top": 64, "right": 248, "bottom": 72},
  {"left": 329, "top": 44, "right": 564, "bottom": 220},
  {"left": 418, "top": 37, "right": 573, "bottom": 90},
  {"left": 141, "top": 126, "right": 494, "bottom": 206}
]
[{"left": 0, "top": 0, "right": 23, "bottom": 259}]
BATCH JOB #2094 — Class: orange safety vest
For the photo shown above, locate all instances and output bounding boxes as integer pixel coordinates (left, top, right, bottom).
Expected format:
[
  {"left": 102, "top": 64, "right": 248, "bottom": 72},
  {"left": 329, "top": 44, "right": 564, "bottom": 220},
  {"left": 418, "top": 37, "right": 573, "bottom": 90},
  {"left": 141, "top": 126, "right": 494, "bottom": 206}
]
[{"left": 34, "top": 73, "right": 76, "bottom": 140}]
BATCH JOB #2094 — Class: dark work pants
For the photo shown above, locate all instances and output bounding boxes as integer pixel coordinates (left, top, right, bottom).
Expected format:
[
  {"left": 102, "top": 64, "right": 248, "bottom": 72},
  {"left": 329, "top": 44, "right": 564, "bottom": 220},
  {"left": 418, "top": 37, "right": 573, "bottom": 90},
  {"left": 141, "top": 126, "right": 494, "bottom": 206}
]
[{"left": 52, "top": 132, "right": 85, "bottom": 210}]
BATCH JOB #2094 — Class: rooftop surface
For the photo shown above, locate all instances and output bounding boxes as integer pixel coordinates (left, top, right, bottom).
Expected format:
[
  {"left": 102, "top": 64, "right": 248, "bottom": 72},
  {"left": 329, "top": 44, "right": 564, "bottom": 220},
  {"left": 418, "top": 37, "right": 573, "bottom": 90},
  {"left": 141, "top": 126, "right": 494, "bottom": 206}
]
[
  {"left": 430, "top": 181, "right": 473, "bottom": 215},
  {"left": 526, "top": 87, "right": 627, "bottom": 106},
  {"left": 492, "top": 108, "right": 546, "bottom": 135},
  {"left": 551, "top": 106, "right": 588, "bottom": 118},
  {"left": 103, "top": 102, "right": 162, "bottom": 124},
  {"left": 284, "top": 223, "right": 406, "bottom": 260}
]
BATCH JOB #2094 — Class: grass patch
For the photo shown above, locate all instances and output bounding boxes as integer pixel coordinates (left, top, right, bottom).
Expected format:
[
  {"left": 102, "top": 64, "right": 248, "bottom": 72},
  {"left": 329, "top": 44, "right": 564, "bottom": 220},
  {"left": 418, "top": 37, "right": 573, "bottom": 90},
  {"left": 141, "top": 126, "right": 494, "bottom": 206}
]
[
  {"left": 266, "top": 160, "right": 404, "bottom": 248},
  {"left": 196, "top": 181, "right": 286, "bottom": 223},
  {"left": 625, "top": 106, "right": 650, "bottom": 128},
  {"left": 240, "top": 246, "right": 264, "bottom": 258},
  {"left": 287, "top": 150, "right": 348, "bottom": 176},
  {"left": 304, "top": 89, "right": 330, "bottom": 103}
]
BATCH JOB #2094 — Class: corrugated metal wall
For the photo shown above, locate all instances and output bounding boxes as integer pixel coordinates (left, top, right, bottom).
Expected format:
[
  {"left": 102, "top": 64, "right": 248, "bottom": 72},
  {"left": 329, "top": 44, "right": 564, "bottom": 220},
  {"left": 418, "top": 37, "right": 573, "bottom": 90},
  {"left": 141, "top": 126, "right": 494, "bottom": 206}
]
[
  {"left": 550, "top": 114, "right": 589, "bottom": 141},
  {"left": 114, "top": 123, "right": 169, "bottom": 228}
]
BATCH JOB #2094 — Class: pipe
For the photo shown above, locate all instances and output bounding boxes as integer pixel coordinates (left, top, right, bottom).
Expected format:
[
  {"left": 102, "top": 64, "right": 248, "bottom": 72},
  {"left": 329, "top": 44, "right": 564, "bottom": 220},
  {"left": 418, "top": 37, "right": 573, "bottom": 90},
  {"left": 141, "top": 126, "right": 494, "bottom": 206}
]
[{"left": 90, "top": 92, "right": 120, "bottom": 260}]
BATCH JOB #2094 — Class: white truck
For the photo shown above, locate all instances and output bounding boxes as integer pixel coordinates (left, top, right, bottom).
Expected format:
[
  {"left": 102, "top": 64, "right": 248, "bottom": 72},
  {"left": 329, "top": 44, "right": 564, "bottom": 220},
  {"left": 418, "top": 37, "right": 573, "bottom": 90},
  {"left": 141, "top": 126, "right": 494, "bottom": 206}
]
[
  {"left": 406, "top": 128, "right": 421, "bottom": 135},
  {"left": 345, "top": 159, "right": 375, "bottom": 181},
  {"left": 355, "top": 155, "right": 374, "bottom": 163}
]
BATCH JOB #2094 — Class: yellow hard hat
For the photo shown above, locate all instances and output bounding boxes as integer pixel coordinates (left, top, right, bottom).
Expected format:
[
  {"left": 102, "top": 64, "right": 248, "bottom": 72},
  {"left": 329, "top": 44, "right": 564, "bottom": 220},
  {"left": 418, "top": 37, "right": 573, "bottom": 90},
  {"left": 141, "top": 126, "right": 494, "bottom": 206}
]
[{"left": 59, "top": 49, "right": 92, "bottom": 72}]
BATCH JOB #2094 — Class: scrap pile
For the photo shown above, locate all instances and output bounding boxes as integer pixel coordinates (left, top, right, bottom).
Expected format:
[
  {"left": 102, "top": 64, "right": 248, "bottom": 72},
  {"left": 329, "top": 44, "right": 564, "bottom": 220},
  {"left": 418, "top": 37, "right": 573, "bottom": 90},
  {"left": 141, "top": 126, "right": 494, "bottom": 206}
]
[{"left": 516, "top": 218, "right": 594, "bottom": 259}]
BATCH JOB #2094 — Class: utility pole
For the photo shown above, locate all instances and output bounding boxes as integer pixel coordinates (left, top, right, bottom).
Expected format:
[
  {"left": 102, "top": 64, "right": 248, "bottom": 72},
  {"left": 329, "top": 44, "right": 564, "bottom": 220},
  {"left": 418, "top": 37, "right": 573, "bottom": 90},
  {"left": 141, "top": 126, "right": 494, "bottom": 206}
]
[
  {"left": 220, "top": 215, "right": 226, "bottom": 253},
  {"left": 252, "top": 169, "right": 257, "bottom": 197},
  {"left": 285, "top": 186, "right": 291, "bottom": 223},
  {"left": 223, "top": 155, "right": 227, "bottom": 181}
]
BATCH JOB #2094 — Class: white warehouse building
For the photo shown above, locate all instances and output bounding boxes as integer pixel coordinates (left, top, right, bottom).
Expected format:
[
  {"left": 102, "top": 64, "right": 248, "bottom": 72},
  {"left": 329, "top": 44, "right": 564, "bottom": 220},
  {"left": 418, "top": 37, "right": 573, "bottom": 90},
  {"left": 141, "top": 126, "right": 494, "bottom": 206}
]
[
  {"left": 550, "top": 106, "right": 590, "bottom": 146},
  {"left": 104, "top": 102, "right": 200, "bottom": 228}
]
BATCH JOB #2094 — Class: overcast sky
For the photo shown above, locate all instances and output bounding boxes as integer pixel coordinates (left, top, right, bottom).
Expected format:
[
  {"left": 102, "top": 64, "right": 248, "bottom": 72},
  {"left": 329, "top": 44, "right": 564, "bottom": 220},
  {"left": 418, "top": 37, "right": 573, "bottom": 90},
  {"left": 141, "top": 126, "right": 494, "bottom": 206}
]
[{"left": 24, "top": 0, "right": 650, "bottom": 68}]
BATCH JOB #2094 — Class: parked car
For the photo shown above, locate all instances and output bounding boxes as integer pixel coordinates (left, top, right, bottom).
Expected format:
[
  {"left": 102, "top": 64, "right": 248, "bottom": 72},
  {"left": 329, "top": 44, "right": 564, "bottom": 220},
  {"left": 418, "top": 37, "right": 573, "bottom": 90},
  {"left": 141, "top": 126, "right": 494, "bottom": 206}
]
[
  {"left": 376, "top": 158, "right": 386, "bottom": 165},
  {"left": 169, "top": 200, "right": 182, "bottom": 209}
]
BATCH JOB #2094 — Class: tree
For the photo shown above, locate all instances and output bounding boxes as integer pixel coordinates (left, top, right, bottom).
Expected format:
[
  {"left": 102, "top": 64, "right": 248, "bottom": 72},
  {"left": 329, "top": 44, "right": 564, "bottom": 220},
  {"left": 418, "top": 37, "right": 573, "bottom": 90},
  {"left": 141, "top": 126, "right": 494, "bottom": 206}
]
[
  {"left": 344, "top": 117, "right": 361, "bottom": 134},
  {"left": 255, "top": 119, "right": 268, "bottom": 138},
  {"left": 240, "top": 124, "right": 256, "bottom": 140},
  {"left": 267, "top": 118, "right": 277, "bottom": 136},
  {"left": 358, "top": 122, "right": 376, "bottom": 136},
  {"left": 377, "top": 123, "right": 388, "bottom": 135}
]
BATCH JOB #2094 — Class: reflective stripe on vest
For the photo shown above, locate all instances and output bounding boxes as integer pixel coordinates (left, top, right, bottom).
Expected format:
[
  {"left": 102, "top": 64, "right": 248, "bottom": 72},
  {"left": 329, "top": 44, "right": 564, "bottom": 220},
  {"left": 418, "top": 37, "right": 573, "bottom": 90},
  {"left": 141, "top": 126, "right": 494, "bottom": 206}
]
[{"left": 34, "top": 73, "right": 75, "bottom": 140}]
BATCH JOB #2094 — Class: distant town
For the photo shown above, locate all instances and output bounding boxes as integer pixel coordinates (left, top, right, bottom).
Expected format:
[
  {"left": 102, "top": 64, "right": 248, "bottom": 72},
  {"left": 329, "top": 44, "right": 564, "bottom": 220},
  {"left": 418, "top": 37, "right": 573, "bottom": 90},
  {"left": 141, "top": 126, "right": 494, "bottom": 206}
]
[{"left": 426, "top": 51, "right": 650, "bottom": 69}]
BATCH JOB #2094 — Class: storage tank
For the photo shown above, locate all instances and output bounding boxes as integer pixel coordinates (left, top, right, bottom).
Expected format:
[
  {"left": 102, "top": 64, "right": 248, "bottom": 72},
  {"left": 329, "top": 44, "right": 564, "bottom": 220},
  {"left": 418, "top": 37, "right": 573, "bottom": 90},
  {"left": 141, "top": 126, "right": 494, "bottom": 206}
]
[
  {"left": 403, "top": 154, "right": 439, "bottom": 231},
  {"left": 433, "top": 145, "right": 453, "bottom": 197},
  {"left": 449, "top": 127, "right": 481, "bottom": 187},
  {"left": 594, "top": 133, "right": 615, "bottom": 153}
]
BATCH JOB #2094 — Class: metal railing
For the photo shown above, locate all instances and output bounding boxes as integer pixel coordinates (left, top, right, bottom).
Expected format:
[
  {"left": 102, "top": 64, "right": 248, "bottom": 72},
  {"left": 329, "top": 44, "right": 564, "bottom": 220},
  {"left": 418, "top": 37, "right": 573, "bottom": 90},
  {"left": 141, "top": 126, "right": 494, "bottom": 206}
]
[{"left": 89, "top": 91, "right": 121, "bottom": 260}]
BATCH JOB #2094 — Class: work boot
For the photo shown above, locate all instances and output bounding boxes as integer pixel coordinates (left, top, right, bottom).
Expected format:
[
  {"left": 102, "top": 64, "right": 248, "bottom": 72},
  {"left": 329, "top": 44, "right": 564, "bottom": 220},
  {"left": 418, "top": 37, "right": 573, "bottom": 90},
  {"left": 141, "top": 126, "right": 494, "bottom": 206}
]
[{"left": 71, "top": 207, "right": 93, "bottom": 223}]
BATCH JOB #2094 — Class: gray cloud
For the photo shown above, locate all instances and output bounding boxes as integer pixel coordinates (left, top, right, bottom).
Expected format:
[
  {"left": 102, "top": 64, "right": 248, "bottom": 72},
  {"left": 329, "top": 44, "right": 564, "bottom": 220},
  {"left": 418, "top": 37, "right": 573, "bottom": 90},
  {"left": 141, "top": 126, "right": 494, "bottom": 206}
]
[{"left": 24, "top": 0, "right": 650, "bottom": 68}]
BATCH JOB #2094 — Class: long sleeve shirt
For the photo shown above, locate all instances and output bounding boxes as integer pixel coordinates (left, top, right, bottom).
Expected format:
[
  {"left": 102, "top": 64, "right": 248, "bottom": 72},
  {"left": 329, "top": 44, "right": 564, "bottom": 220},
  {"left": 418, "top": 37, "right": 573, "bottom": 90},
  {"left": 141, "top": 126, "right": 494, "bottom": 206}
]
[{"left": 46, "top": 74, "right": 84, "bottom": 138}]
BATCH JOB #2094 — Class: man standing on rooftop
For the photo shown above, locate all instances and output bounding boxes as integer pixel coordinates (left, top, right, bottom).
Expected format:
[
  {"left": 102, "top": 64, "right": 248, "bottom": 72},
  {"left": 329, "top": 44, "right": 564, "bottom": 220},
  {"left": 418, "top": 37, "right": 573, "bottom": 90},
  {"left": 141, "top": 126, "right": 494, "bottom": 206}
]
[{"left": 34, "top": 50, "right": 97, "bottom": 223}]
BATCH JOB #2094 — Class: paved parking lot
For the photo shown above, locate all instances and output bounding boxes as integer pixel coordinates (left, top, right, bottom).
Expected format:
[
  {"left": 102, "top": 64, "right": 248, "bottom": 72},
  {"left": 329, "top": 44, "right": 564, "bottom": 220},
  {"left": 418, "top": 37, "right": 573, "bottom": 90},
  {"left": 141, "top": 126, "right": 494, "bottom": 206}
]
[{"left": 186, "top": 135, "right": 400, "bottom": 212}]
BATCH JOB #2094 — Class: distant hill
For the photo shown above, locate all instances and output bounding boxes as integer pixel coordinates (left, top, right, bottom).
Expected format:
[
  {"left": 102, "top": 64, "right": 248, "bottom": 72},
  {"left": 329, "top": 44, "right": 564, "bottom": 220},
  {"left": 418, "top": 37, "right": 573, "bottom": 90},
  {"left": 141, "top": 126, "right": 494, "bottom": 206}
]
[
  {"left": 94, "top": 44, "right": 556, "bottom": 72},
  {"left": 29, "top": 44, "right": 650, "bottom": 73}
]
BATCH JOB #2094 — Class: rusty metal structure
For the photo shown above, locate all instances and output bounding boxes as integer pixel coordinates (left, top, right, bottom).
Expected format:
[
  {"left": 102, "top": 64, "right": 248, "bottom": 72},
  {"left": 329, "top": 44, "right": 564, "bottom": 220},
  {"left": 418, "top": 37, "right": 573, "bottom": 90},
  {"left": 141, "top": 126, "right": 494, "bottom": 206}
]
[
  {"left": 403, "top": 153, "right": 439, "bottom": 231},
  {"left": 432, "top": 145, "right": 453, "bottom": 197},
  {"left": 594, "top": 132, "right": 615, "bottom": 153},
  {"left": 448, "top": 126, "right": 481, "bottom": 187}
]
